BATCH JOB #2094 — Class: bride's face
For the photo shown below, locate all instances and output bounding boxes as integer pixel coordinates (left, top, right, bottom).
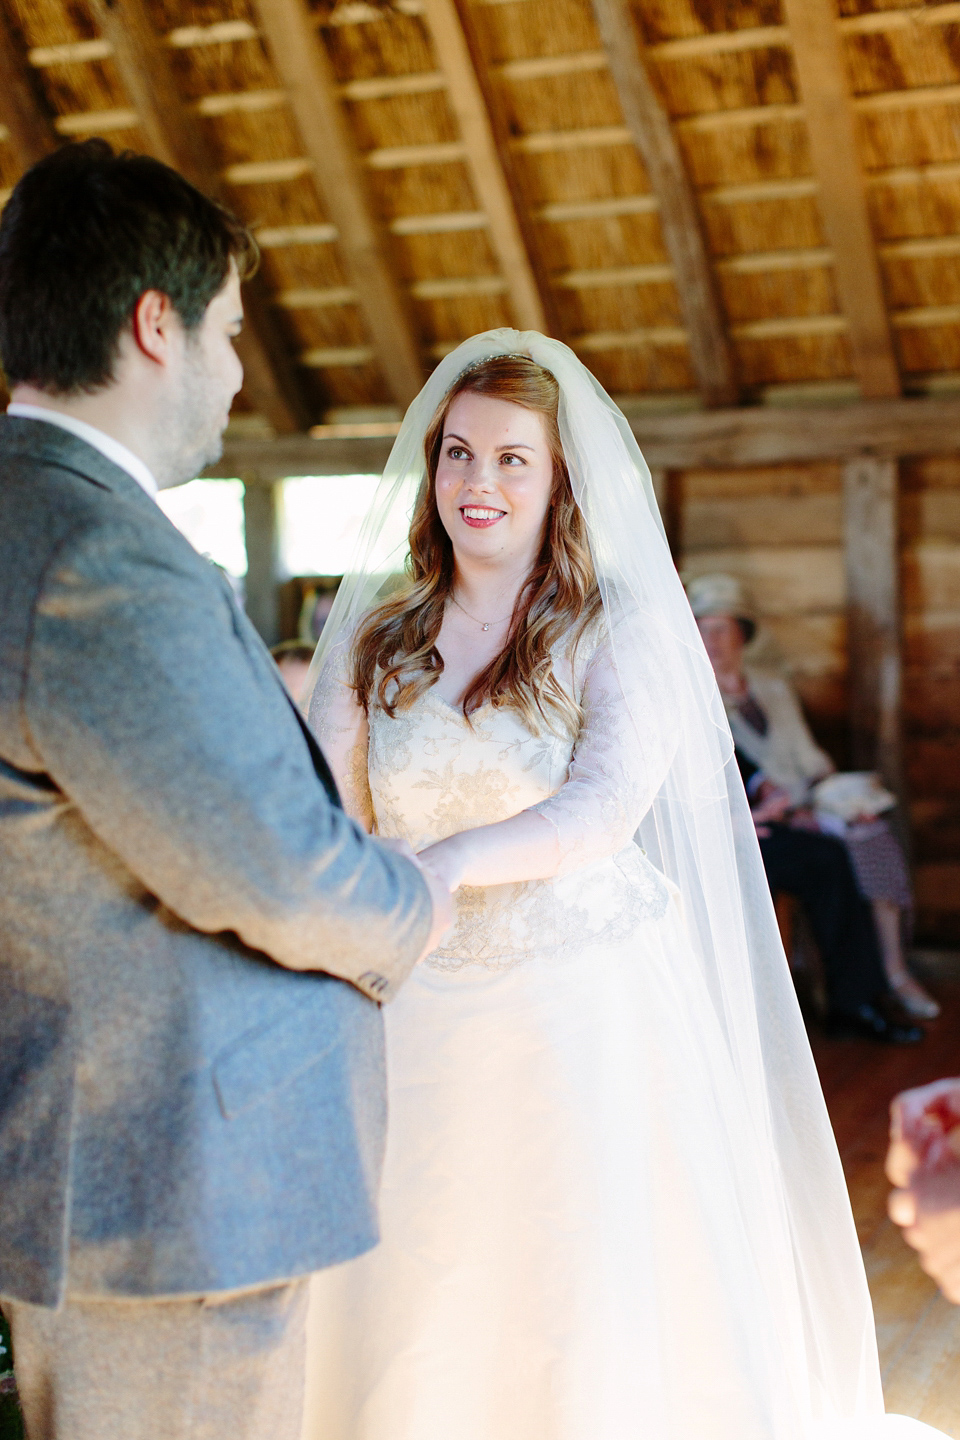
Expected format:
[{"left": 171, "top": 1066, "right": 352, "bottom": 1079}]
[{"left": 434, "top": 392, "right": 554, "bottom": 571}]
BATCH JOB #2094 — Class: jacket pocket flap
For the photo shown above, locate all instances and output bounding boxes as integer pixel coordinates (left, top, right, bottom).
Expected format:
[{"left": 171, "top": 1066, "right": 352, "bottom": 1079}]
[{"left": 213, "top": 1002, "right": 342, "bottom": 1119}]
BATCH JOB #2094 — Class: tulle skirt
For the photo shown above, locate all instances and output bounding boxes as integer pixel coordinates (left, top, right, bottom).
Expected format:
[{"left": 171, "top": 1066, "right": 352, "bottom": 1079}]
[{"left": 302, "top": 902, "right": 943, "bottom": 1440}]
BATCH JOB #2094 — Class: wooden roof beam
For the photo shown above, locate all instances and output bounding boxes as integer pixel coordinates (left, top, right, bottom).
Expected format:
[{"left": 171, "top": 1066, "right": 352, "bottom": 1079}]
[
  {"left": 419, "top": 0, "right": 548, "bottom": 333},
  {"left": 590, "top": 0, "right": 738, "bottom": 408},
  {"left": 781, "top": 0, "right": 900, "bottom": 399},
  {"left": 210, "top": 393, "right": 960, "bottom": 477},
  {"left": 250, "top": 0, "right": 425, "bottom": 408},
  {"left": 85, "top": 0, "right": 313, "bottom": 435},
  {"left": 0, "top": 5, "right": 58, "bottom": 169}
]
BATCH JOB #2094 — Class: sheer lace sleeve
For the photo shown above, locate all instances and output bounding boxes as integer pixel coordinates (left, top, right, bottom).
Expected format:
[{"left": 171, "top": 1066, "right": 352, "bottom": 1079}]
[
  {"left": 307, "top": 638, "right": 375, "bottom": 832},
  {"left": 529, "top": 619, "right": 676, "bottom": 876}
]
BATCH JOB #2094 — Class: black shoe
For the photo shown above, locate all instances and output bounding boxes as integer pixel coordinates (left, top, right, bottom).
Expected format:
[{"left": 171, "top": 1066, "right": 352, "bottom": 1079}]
[{"left": 825, "top": 1003, "right": 924, "bottom": 1045}]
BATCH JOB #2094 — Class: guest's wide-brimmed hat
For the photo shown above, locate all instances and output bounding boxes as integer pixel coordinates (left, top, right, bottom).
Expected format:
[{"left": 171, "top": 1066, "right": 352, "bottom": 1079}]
[{"left": 685, "top": 572, "right": 757, "bottom": 634}]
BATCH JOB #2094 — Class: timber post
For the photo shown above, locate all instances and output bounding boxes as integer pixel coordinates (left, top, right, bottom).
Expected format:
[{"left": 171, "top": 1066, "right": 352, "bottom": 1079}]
[
  {"left": 242, "top": 477, "right": 283, "bottom": 648},
  {"left": 842, "top": 456, "right": 904, "bottom": 803}
]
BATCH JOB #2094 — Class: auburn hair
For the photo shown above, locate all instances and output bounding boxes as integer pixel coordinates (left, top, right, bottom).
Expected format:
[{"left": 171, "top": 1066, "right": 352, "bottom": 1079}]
[{"left": 351, "top": 354, "right": 602, "bottom": 734}]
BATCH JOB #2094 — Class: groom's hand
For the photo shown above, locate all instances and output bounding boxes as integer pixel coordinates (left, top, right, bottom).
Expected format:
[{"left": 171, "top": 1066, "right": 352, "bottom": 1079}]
[
  {"left": 416, "top": 866, "right": 455, "bottom": 962},
  {"left": 375, "top": 837, "right": 454, "bottom": 964}
]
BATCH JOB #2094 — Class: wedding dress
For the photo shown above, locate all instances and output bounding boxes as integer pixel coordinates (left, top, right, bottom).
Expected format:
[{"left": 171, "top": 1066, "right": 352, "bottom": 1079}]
[{"left": 301, "top": 328, "right": 946, "bottom": 1440}]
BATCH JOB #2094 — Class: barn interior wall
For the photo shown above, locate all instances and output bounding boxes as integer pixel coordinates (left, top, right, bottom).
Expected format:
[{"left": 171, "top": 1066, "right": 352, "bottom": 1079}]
[{"left": 676, "top": 454, "right": 960, "bottom": 945}]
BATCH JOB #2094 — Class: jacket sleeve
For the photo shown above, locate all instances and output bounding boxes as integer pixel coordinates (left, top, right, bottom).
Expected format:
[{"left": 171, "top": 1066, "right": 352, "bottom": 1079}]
[{"left": 22, "top": 517, "right": 431, "bottom": 1002}]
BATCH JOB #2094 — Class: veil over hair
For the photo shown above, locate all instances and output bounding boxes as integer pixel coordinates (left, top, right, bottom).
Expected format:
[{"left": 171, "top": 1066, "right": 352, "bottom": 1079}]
[{"left": 303, "top": 329, "right": 888, "bottom": 1430}]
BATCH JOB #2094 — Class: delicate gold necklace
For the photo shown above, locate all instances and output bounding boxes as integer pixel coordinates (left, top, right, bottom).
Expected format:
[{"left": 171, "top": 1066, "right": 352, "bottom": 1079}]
[{"left": 450, "top": 595, "right": 513, "bottom": 633}]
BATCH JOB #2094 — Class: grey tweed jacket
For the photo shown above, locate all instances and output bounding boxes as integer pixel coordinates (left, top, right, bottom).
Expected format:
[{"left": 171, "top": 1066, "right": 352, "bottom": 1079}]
[{"left": 0, "top": 416, "right": 431, "bottom": 1308}]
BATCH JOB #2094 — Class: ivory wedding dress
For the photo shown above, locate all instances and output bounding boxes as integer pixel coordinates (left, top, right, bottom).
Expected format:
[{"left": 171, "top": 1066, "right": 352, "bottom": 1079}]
[
  {"left": 303, "top": 622, "right": 938, "bottom": 1440},
  {"left": 301, "top": 327, "right": 945, "bottom": 1440}
]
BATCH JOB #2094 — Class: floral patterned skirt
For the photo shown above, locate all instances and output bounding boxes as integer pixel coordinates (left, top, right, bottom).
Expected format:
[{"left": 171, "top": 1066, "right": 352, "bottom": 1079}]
[{"left": 843, "top": 818, "right": 912, "bottom": 910}]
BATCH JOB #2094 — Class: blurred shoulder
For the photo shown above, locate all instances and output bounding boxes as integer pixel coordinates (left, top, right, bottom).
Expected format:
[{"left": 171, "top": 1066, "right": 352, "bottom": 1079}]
[{"left": 744, "top": 667, "right": 799, "bottom": 706}]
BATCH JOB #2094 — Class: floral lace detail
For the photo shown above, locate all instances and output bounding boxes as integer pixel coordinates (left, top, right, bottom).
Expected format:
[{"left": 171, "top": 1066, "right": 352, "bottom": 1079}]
[{"left": 365, "top": 623, "right": 671, "bottom": 972}]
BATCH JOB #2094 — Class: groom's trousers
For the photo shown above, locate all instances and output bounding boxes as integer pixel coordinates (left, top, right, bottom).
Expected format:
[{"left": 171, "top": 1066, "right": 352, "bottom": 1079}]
[{"left": 1, "top": 1277, "right": 309, "bottom": 1440}]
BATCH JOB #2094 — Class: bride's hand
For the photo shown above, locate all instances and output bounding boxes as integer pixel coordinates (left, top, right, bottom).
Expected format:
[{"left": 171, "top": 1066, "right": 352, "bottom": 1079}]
[
  {"left": 417, "top": 834, "right": 472, "bottom": 893},
  {"left": 373, "top": 836, "right": 455, "bottom": 959}
]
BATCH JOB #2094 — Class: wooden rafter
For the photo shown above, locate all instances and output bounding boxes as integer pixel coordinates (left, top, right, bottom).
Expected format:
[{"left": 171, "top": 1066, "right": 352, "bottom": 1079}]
[
  {"left": 781, "top": 0, "right": 901, "bottom": 400},
  {"left": 86, "top": 0, "right": 312, "bottom": 435},
  {"left": 590, "top": 0, "right": 738, "bottom": 409},
  {"left": 0, "top": 5, "right": 57, "bottom": 168},
  {"left": 250, "top": 0, "right": 424, "bottom": 408},
  {"left": 419, "top": 0, "right": 549, "bottom": 334},
  {"left": 209, "top": 394, "right": 960, "bottom": 477}
]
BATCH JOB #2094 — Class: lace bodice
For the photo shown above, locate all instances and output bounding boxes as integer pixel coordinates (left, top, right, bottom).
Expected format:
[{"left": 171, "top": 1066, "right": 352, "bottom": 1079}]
[{"left": 310, "top": 619, "right": 672, "bottom": 971}]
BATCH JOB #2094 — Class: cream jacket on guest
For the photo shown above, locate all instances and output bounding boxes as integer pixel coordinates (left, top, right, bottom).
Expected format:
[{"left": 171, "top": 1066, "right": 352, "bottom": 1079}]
[{"left": 725, "top": 668, "right": 834, "bottom": 806}]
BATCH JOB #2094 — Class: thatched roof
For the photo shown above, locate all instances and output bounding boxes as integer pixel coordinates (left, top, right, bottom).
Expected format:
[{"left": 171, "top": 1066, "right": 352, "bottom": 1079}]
[{"left": 4, "top": 0, "right": 960, "bottom": 428}]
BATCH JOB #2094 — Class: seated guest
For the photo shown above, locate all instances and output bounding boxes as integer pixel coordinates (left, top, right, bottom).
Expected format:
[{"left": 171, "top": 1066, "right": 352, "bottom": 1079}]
[
  {"left": 689, "top": 571, "right": 938, "bottom": 1020},
  {"left": 270, "top": 639, "right": 316, "bottom": 707},
  {"left": 887, "top": 1077, "right": 960, "bottom": 1301},
  {"left": 735, "top": 750, "right": 922, "bottom": 1044}
]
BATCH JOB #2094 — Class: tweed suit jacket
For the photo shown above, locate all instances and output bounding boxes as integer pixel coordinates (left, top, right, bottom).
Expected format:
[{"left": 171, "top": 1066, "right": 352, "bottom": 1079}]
[{"left": 0, "top": 415, "right": 431, "bottom": 1308}]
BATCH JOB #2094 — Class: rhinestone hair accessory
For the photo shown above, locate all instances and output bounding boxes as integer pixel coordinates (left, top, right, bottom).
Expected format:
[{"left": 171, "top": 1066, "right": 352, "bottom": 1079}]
[{"left": 455, "top": 350, "right": 535, "bottom": 381}]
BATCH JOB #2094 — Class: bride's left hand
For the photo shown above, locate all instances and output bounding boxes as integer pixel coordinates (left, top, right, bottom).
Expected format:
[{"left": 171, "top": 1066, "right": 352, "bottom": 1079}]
[{"left": 417, "top": 834, "right": 472, "bottom": 892}]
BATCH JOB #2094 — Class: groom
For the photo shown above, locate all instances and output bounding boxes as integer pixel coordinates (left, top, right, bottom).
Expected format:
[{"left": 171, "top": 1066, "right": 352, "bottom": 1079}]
[{"left": 0, "top": 140, "right": 451, "bottom": 1439}]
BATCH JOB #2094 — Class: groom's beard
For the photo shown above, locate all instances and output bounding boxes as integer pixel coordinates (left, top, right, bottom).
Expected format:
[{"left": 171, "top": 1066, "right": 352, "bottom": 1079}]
[{"left": 152, "top": 339, "right": 232, "bottom": 489}]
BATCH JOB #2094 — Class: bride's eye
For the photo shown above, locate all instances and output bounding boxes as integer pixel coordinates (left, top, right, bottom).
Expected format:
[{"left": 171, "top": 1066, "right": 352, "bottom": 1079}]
[
  {"left": 446, "top": 445, "right": 469, "bottom": 460},
  {"left": 501, "top": 452, "right": 525, "bottom": 466}
]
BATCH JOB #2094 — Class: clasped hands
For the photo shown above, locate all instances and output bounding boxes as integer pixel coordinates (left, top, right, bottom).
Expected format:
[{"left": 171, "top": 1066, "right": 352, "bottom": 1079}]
[
  {"left": 886, "top": 1077, "right": 960, "bottom": 1304},
  {"left": 749, "top": 780, "right": 819, "bottom": 838},
  {"left": 375, "top": 835, "right": 460, "bottom": 964},
  {"left": 748, "top": 779, "right": 870, "bottom": 839}
]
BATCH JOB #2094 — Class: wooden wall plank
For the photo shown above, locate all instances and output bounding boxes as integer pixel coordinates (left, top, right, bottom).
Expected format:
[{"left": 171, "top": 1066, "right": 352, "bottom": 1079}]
[
  {"left": 683, "top": 492, "right": 842, "bottom": 550},
  {"left": 251, "top": 0, "right": 425, "bottom": 409},
  {"left": 589, "top": 0, "right": 738, "bottom": 408},
  {"left": 87, "top": 0, "right": 313, "bottom": 436},
  {"left": 781, "top": 0, "right": 901, "bottom": 399},
  {"left": 903, "top": 543, "right": 960, "bottom": 613}
]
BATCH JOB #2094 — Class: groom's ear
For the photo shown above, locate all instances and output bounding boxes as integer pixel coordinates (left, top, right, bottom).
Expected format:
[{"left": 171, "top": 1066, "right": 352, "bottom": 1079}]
[{"left": 130, "top": 289, "right": 179, "bottom": 368}]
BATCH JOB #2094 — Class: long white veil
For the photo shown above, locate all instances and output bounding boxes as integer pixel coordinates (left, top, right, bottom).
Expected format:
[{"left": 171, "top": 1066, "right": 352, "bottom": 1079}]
[{"left": 303, "top": 328, "right": 927, "bottom": 1432}]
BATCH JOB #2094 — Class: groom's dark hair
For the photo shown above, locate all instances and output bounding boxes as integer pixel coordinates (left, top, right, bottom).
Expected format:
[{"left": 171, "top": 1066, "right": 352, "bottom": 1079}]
[{"left": 0, "top": 139, "right": 258, "bottom": 394}]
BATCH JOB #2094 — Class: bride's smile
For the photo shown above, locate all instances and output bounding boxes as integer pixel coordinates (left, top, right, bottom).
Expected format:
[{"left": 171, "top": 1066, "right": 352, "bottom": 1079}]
[{"left": 459, "top": 505, "right": 505, "bottom": 528}]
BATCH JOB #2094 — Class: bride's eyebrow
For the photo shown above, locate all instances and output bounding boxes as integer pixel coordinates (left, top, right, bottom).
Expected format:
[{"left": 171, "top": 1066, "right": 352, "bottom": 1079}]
[{"left": 442, "top": 431, "right": 534, "bottom": 451}]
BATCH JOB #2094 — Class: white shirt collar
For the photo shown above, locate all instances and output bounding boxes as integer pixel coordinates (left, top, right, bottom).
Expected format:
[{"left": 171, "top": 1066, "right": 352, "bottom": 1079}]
[{"left": 6, "top": 403, "right": 158, "bottom": 499}]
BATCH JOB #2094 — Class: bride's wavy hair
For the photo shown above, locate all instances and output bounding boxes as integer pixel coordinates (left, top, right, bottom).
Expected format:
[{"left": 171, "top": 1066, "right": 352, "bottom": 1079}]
[{"left": 351, "top": 355, "right": 602, "bottom": 734}]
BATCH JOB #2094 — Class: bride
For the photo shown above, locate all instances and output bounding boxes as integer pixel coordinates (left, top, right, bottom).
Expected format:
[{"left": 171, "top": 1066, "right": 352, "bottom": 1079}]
[{"left": 302, "top": 329, "right": 943, "bottom": 1439}]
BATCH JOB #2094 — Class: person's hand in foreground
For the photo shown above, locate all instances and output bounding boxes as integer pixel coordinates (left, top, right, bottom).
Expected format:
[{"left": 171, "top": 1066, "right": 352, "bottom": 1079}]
[{"left": 887, "top": 1077, "right": 960, "bottom": 1302}]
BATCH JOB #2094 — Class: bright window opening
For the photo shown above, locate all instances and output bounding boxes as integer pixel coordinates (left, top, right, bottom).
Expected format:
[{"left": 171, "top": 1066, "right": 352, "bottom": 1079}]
[
  {"left": 279, "top": 474, "right": 413, "bottom": 578},
  {"left": 157, "top": 479, "right": 247, "bottom": 577}
]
